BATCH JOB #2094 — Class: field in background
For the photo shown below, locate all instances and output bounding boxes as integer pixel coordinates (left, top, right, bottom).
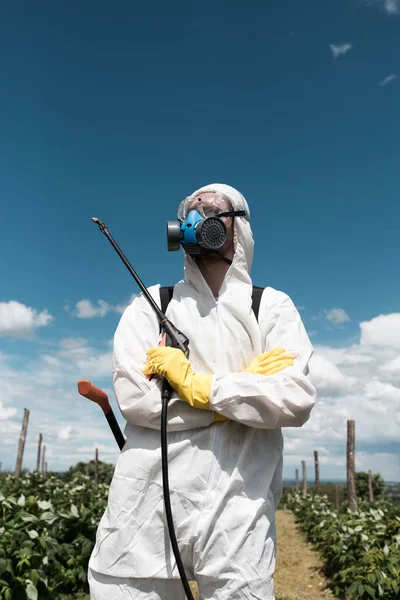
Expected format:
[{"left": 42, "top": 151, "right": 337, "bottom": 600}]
[{"left": 1, "top": 463, "right": 398, "bottom": 600}]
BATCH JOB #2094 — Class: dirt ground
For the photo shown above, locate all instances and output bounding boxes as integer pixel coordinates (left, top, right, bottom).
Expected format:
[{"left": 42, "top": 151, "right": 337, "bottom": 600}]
[
  {"left": 273, "top": 510, "right": 335, "bottom": 600},
  {"left": 188, "top": 509, "right": 335, "bottom": 600}
]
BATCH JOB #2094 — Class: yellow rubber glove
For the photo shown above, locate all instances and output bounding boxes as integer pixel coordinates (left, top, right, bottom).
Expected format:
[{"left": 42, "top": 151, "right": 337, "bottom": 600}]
[
  {"left": 245, "top": 347, "right": 294, "bottom": 376},
  {"left": 143, "top": 347, "right": 212, "bottom": 410},
  {"left": 212, "top": 348, "right": 294, "bottom": 423},
  {"left": 213, "top": 412, "right": 228, "bottom": 422}
]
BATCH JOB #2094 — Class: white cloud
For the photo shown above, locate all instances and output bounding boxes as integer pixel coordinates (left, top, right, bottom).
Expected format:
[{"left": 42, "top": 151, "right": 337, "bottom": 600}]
[
  {"left": 373, "top": 0, "right": 400, "bottom": 14},
  {"left": 0, "top": 337, "right": 119, "bottom": 471},
  {"left": 378, "top": 73, "right": 398, "bottom": 86},
  {"left": 384, "top": 0, "right": 400, "bottom": 12},
  {"left": 59, "top": 337, "right": 87, "bottom": 351},
  {"left": 360, "top": 313, "right": 400, "bottom": 348},
  {"left": 329, "top": 43, "right": 352, "bottom": 58},
  {"left": 115, "top": 294, "right": 137, "bottom": 314},
  {"left": 75, "top": 299, "right": 111, "bottom": 318},
  {"left": 58, "top": 426, "right": 79, "bottom": 441},
  {"left": 325, "top": 308, "right": 350, "bottom": 325},
  {"left": 309, "top": 354, "right": 357, "bottom": 393},
  {"left": 365, "top": 379, "right": 400, "bottom": 401},
  {"left": 0, "top": 301, "right": 53, "bottom": 338},
  {"left": 284, "top": 311, "right": 400, "bottom": 482},
  {"left": 381, "top": 355, "right": 400, "bottom": 373},
  {"left": 0, "top": 400, "right": 17, "bottom": 421},
  {"left": 362, "top": 0, "right": 400, "bottom": 14},
  {"left": 72, "top": 294, "right": 137, "bottom": 318},
  {"left": 56, "top": 337, "right": 112, "bottom": 379}
]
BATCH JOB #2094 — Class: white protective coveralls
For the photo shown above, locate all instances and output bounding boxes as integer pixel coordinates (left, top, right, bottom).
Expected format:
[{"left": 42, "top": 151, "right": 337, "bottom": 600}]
[{"left": 88, "top": 183, "right": 316, "bottom": 600}]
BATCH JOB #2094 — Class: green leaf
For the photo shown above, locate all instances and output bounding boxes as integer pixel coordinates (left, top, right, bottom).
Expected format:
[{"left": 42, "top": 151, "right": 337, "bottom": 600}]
[
  {"left": 5, "top": 589, "right": 12, "bottom": 600},
  {"left": 26, "top": 581, "right": 38, "bottom": 600},
  {"left": 20, "top": 514, "right": 38, "bottom": 523},
  {"left": 0, "top": 559, "right": 7, "bottom": 575},
  {"left": 27, "top": 530, "right": 38, "bottom": 540},
  {"left": 5, "top": 560, "right": 13, "bottom": 576},
  {"left": 29, "top": 569, "right": 39, "bottom": 586},
  {"left": 37, "top": 500, "right": 52, "bottom": 511},
  {"left": 365, "top": 584, "right": 376, "bottom": 598},
  {"left": 21, "top": 543, "right": 34, "bottom": 555},
  {"left": 70, "top": 504, "right": 79, "bottom": 518},
  {"left": 40, "top": 511, "right": 57, "bottom": 525},
  {"left": 347, "top": 582, "right": 359, "bottom": 595},
  {"left": 81, "top": 538, "right": 94, "bottom": 557},
  {"left": 358, "top": 584, "right": 365, "bottom": 595},
  {"left": 37, "top": 569, "right": 48, "bottom": 586}
]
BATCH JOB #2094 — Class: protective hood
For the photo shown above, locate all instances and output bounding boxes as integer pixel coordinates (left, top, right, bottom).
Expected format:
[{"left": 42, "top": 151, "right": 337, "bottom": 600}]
[{"left": 179, "top": 183, "right": 255, "bottom": 296}]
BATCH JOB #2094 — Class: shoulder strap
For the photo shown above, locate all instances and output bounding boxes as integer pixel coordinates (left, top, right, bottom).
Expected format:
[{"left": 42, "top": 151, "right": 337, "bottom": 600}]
[
  {"left": 160, "top": 285, "right": 264, "bottom": 322},
  {"left": 160, "top": 286, "right": 174, "bottom": 315},
  {"left": 251, "top": 286, "right": 264, "bottom": 322}
]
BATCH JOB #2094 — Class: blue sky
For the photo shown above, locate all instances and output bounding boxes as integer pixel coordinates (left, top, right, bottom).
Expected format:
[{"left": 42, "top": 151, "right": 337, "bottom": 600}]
[{"left": 1, "top": 0, "right": 399, "bottom": 481}]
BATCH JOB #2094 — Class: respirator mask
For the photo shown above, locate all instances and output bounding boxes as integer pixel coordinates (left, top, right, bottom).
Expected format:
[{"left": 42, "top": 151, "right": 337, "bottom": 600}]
[{"left": 167, "top": 208, "right": 246, "bottom": 261}]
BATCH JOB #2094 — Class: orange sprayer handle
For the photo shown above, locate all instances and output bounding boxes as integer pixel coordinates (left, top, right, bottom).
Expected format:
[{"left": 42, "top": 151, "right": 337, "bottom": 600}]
[{"left": 78, "top": 380, "right": 111, "bottom": 414}]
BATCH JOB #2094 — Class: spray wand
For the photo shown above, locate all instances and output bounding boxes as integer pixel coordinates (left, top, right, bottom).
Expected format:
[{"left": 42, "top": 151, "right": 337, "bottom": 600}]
[{"left": 88, "top": 218, "right": 194, "bottom": 600}]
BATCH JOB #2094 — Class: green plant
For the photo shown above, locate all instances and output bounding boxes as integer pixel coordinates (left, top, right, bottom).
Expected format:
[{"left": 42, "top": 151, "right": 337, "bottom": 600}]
[
  {"left": 353, "top": 472, "right": 387, "bottom": 502},
  {"left": 0, "top": 469, "right": 111, "bottom": 599},
  {"left": 285, "top": 491, "right": 400, "bottom": 599}
]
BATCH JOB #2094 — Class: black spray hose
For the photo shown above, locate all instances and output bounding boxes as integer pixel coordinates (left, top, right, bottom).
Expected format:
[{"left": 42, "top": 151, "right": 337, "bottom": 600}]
[
  {"left": 92, "top": 218, "right": 195, "bottom": 600},
  {"left": 161, "top": 380, "right": 195, "bottom": 600}
]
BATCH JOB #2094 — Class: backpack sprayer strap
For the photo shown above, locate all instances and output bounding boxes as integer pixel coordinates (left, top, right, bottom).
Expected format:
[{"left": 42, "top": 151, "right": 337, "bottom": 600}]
[
  {"left": 159, "top": 285, "right": 264, "bottom": 325},
  {"left": 160, "top": 286, "right": 175, "bottom": 316}
]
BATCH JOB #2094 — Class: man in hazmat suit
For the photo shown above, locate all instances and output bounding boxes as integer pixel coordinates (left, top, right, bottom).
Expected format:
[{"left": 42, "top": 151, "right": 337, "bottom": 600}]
[{"left": 88, "top": 183, "right": 316, "bottom": 599}]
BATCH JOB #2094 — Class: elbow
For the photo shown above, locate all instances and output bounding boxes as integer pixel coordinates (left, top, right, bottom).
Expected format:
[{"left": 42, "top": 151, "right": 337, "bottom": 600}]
[
  {"left": 295, "top": 384, "right": 317, "bottom": 427},
  {"left": 293, "top": 404, "right": 314, "bottom": 427},
  {"left": 286, "top": 380, "right": 317, "bottom": 428}
]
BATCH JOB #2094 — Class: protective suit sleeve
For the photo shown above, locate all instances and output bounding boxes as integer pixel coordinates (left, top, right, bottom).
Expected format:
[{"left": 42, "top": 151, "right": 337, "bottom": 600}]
[
  {"left": 112, "top": 285, "right": 214, "bottom": 431},
  {"left": 209, "top": 288, "right": 316, "bottom": 428}
]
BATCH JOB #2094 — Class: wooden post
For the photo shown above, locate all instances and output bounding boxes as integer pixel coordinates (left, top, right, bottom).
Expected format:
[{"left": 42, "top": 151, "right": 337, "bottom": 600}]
[
  {"left": 335, "top": 485, "right": 340, "bottom": 509},
  {"left": 45, "top": 461, "right": 48, "bottom": 478},
  {"left": 368, "top": 470, "right": 374, "bottom": 503},
  {"left": 15, "top": 408, "right": 30, "bottom": 479},
  {"left": 85, "top": 464, "right": 89, "bottom": 477},
  {"left": 36, "top": 433, "right": 42, "bottom": 472},
  {"left": 346, "top": 420, "right": 358, "bottom": 513},
  {"left": 301, "top": 460, "right": 307, "bottom": 497},
  {"left": 41, "top": 445, "right": 46, "bottom": 477},
  {"left": 314, "top": 450, "right": 320, "bottom": 494},
  {"left": 0, "top": 461, "right": 2, "bottom": 471},
  {"left": 295, "top": 468, "right": 299, "bottom": 491},
  {"left": 95, "top": 448, "right": 99, "bottom": 484}
]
